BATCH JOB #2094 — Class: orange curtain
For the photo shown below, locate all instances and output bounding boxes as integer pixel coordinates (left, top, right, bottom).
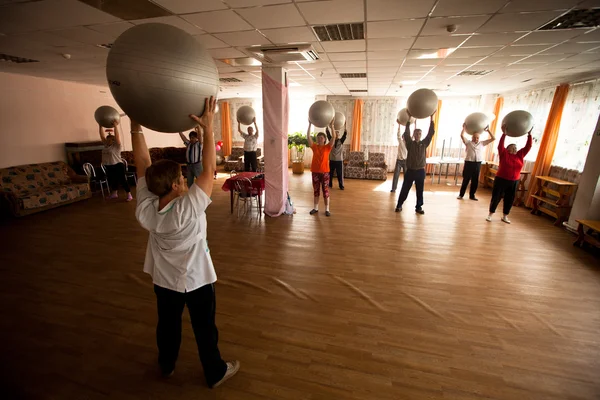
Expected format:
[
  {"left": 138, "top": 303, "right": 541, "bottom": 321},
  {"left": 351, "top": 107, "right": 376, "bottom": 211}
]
[
  {"left": 486, "top": 97, "right": 504, "bottom": 161},
  {"left": 426, "top": 99, "right": 442, "bottom": 158},
  {"left": 220, "top": 101, "right": 232, "bottom": 157},
  {"left": 351, "top": 99, "right": 363, "bottom": 151},
  {"left": 525, "top": 83, "right": 570, "bottom": 207}
]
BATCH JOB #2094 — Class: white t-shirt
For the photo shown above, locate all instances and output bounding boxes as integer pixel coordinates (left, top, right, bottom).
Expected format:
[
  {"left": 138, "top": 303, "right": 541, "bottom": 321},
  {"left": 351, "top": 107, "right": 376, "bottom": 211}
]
[
  {"left": 241, "top": 133, "right": 258, "bottom": 152},
  {"left": 102, "top": 143, "right": 122, "bottom": 165},
  {"left": 135, "top": 177, "right": 217, "bottom": 293},
  {"left": 464, "top": 139, "right": 493, "bottom": 162},
  {"left": 396, "top": 130, "right": 407, "bottom": 160}
]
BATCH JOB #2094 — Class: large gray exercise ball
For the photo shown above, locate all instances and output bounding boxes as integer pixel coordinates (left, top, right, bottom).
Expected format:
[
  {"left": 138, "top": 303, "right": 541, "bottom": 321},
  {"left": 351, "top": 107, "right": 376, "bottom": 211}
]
[
  {"left": 106, "top": 23, "right": 219, "bottom": 133},
  {"left": 502, "top": 110, "right": 534, "bottom": 137},
  {"left": 333, "top": 112, "right": 346, "bottom": 130},
  {"left": 396, "top": 108, "right": 415, "bottom": 126},
  {"left": 464, "top": 112, "right": 493, "bottom": 135},
  {"left": 407, "top": 89, "right": 438, "bottom": 119},
  {"left": 94, "top": 106, "right": 120, "bottom": 128},
  {"left": 236, "top": 105, "right": 255, "bottom": 125},
  {"left": 308, "top": 100, "right": 335, "bottom": 128}
]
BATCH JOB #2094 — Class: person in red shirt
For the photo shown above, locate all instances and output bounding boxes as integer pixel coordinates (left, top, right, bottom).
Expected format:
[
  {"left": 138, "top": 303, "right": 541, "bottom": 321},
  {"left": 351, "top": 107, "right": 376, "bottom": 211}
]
[
  {"left": 487, "top": 125, "right": 533, "bottom": 224},
  {"left": 307, "top": 120, "right": 336, "bottom": 217}
]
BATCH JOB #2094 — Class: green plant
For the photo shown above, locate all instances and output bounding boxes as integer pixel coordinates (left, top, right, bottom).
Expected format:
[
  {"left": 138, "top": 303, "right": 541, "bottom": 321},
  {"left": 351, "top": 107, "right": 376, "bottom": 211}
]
[{"left": 288, "top": 132, "right": 308, "bottom": 161}]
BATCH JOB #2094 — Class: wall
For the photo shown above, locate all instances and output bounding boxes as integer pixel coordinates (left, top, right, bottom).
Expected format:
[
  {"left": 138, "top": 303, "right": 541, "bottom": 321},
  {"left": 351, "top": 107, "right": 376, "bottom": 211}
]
[{"left": 0, "top": 72, "right": 184, "bottom": 169}]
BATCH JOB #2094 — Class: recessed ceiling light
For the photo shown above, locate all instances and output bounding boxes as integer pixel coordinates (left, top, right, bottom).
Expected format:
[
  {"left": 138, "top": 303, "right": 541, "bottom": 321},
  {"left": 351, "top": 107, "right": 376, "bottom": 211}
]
[{"left": 417, "top": 48, "right": 456, "bottom": 59}]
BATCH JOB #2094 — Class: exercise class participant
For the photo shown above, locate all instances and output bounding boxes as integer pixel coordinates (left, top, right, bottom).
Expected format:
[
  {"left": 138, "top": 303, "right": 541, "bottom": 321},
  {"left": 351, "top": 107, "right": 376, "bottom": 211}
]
[
  {"left": 326, "top": 121, "right": 347, "bottom": 190},
  {"left": 307, "top": 120, "right": 336, "bottom": 217},
  {"left": 457, "top": 124, "right": 495, "bottom": 201},
  {"left": 391, "top": 120, "right": 408, "bottom": 193},
  {"left": 179, "top": 128, "right": 203, "bottom": 188},
  {"left": 486, "top": 126, "right": 532, "bottom": 224},
  {"left": 132, "top": 96, "right": 239, "bottom": 388},
  {"left": 395, "top": 111, "right": 436, "bottom": 214},
  {"left": 238, "top": 117, "right": 259, "bottom": 172},
  {"left": 100, "top": 119, "right": 133, "bottom": 201}
]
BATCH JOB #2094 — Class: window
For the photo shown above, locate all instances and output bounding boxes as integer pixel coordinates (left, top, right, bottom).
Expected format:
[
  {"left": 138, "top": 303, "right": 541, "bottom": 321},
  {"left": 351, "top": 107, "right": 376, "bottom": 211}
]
[
  {"left": 434, "top": 96, "right": 481, "bottom": 156},
  {"left": 552, "top": 79, "right": 600, "bottom": 171}
]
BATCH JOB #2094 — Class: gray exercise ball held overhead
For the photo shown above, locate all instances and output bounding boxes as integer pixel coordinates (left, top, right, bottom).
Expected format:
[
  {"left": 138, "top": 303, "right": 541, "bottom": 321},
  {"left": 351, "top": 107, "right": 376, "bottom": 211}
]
[
  {"left": 502, "top": 110, "right": 534, "bottom": 137},
  {"left": 464, "top": 112, "right": 494, "bottom": 135},
  {"left": 333, "top": 112, "right": 346, "bottom": 130},
  {"left": 236, "top": 105, "right": 255, "bottom": 125},
  {"left": 397, "top": 108, "right": 415, "bottom": 126},
  {"left": 407, "top": 89, "right": 438, "bottom": 119},
  {"left": 106, "top": 23, "right": 219, "bottom": 133},
  {"left": 309, "top": 100, "right": 335, "bottom": 128},
  {"left": 94, "top": 106, "right": 120, "bottom": 128}
]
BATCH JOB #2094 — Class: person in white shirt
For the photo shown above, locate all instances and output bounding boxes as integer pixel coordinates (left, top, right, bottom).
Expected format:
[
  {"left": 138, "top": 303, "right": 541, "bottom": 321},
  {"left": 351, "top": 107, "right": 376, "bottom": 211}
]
[
  {"left": 457, "top": 124, "right": 495, "bottom": 201},
  {"left": 132, "top": 96, "right": 239, "bottom": 388},
  {"left": 178, "top": 128, "right": 203, "bottom": 188},
  {"left": 391, "top": 122, "right": 408, "bottom": 193},
  {"left": 238, "top": 118, "right": 259, "bottom": 172},
  {"left": 99, "top": 120, "right": 133, "bottom": 201}
]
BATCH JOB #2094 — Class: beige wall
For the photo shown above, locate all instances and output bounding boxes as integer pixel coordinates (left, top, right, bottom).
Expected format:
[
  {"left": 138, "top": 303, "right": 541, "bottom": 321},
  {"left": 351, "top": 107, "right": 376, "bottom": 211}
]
[{"left": 0, "top": 72, "right": 185, "bottom": 169}]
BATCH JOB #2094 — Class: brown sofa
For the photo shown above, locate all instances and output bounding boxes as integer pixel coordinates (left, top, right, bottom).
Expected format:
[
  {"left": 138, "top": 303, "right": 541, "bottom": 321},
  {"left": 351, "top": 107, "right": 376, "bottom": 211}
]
[{"left": 0, "top": 161, "right": 91, "bottom": 217}]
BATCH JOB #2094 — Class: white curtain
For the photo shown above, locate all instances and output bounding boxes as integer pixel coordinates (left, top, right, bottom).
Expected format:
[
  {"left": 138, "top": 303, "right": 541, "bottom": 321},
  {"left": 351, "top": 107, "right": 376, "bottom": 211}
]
[
  {"left": 552, "top": 79, "right": 600, "bottom": 171},
  {"left": 433, "top": 96, "right": 481, "bottom": 159},
  {"left": 361, "top": 98, "right": 401, "bottom": 171}
]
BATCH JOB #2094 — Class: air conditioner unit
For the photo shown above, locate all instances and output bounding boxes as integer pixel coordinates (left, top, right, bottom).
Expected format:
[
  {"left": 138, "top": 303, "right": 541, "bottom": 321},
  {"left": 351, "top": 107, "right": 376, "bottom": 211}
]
[{"left": 246, "top": 44, "right": 319, "bottom": 64}]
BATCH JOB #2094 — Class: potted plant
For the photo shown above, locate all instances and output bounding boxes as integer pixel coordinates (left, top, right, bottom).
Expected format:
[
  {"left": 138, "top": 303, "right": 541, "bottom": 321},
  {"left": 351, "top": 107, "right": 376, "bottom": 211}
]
[{"left": 288, "top": 132, "right": 308, "bottom": 174}]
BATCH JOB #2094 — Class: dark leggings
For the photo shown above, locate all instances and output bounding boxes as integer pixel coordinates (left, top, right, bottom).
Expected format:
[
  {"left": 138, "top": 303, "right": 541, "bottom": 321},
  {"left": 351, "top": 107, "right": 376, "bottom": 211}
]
[
  {"left": 489, "top": 176, "right": 518, "bottom": 215},
  {"left": 459, "top": 161, "right": 481, "bottom": 198},
  {"left": 104, "top": 162, "right": 130, "bottom": 193},
  {"left": 328, "top": 160, "right": 344, "bottom": 188},
  {"left": 244, "top": 151, "right": 257, "bottom": 172}
]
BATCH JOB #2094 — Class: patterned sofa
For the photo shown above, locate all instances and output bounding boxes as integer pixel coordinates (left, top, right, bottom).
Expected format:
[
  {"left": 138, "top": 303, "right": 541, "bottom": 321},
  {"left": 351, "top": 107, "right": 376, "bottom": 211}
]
[
  {"left": 366, "top": 152, "right": 387, "bottom": 181},
  {"left": 224, "top": 147, "right": 262, "bottom": 172},
  {"left": 0, "top": 161, "right": 91, "bottom": 217},
  {"left": 345, "top": 151, "right": 366, "bottom": 179}
]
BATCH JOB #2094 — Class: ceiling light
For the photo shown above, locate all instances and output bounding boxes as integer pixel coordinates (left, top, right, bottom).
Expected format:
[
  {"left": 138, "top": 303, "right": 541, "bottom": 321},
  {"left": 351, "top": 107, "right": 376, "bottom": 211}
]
[
  {"left": 417, "top": 48, "right": 456, "bottom": 59},
  {"left": 289, "top": 82, "right": 301, "bottom": 87}
]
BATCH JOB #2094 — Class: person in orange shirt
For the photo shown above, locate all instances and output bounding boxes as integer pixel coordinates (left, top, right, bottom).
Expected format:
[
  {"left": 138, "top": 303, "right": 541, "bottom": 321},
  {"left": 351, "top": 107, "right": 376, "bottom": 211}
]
[{"left": 307, "top": 120, "right": 336, "bottom": 217}]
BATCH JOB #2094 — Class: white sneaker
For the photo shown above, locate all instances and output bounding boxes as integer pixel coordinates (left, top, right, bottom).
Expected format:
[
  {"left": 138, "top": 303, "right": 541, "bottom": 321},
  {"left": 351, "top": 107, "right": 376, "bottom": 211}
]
[
  {"left": 211, "top": 360, "right": 240, "bottom": 388},
  {"left": 501, "top": 216, "right": 511, "bottom": 224},
  {"left": 486, "top": 215, "right": 492, "bottom": 222}
]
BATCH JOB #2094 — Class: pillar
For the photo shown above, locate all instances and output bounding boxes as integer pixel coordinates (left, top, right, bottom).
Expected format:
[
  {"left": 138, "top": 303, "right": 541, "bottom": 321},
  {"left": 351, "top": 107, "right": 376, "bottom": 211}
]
[
  {"left": 262, "top": 66, "right": 289, "bottom": 217},
  {"left": 566, "top": 113, "right": 600, "bottom": 229}
]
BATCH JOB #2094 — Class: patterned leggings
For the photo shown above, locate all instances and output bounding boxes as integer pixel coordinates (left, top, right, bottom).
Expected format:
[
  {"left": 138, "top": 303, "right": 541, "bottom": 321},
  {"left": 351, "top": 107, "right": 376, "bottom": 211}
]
[{"left": 312, "top": 172, "right": 330, "bottom": 199}]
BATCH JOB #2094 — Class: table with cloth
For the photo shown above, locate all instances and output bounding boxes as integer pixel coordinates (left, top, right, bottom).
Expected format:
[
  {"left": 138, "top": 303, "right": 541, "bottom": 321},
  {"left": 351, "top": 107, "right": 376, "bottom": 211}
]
[{"left": 221, "top": 172, "right": 265, "bottom": 214}]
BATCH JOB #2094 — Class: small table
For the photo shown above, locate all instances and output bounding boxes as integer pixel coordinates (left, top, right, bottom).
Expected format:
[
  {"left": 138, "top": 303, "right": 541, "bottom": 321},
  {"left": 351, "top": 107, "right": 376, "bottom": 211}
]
[
  {"left": 574, "top": 220, "right": 600, "bottom": 249},
  {"left": 482, "top": 162, "right": 530, "bottom": 207},
  {"left": 222, "top": 172, "right": 265, "bottom": 214},
  {"left": 530, "top": 176, "right": 578, "bottom": 226}
]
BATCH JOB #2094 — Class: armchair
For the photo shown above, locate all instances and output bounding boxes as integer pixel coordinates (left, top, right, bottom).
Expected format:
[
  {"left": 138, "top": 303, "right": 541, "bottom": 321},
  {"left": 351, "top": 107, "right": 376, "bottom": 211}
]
[
  {"left": 366, "top": 152, "right": 387, "bottom": 181},
  {"left": 344, "top": 151, "right": 366, "bottom": 179}
]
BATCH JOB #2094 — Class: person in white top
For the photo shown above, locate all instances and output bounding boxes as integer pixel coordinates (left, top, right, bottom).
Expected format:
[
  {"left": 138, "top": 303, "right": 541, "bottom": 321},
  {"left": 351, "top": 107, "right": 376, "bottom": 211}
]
[
  {"left": 99, "top": 120, "right": 133, "bottom": 201},
  {"left": 238, "top": 118, "right": 259, "bottom": 172},
  {"left": 391, "top": 121, "right": 408, "bottom": 193},
  {"left": 131, "top": 96, "right": 239, "bottom": 388},
  {"left": 457, "top": 124, "right": 495, "bottom": 201}
]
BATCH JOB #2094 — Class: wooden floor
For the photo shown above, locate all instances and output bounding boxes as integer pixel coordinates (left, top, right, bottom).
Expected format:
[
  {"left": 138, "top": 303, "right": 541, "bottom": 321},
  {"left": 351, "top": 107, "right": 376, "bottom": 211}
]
[{"left": 1, "top": 171, "right": 599, "bottom": 400}]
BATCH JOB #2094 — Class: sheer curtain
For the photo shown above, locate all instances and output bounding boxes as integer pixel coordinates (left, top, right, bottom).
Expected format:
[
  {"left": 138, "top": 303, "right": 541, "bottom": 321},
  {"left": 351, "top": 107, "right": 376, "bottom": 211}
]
[
  {"left": 433, "top": 96, "right": 481, "bottom": 159},
  {"left": 362, "top": 97, "right": 401, "bottom": 171},
  {"left": 552, "top": 79, "right": 600, "bottom": 171}
]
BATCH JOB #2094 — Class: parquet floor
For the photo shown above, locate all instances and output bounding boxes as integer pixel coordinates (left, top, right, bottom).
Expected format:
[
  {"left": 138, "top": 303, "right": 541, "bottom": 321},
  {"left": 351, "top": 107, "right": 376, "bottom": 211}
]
[{"left": 1, "top": 171, "right": 599, "bottom": 400}]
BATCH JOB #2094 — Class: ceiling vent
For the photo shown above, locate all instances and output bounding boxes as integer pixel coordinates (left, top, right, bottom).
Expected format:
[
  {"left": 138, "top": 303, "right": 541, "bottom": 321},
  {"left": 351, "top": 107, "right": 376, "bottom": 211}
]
[
  {"left": 340, "top": 73, "right": 367, "bottom": 78},
  {"left": 247, "top": 44, "right": 319, "bottom": 64},
  {"left": 219, "top": 77, "right": 242, "bottom": 83},
  {"left": 78, "top": 0, "right": 170, "bottom": 20},
  {"left": 349, "top": 89, "right": 367, "bottom": 92},
  {"left": 0, "top": 53, "right": 39, "bottom": 63},
  {"left": 312, "top": 23, "right": 364, "bottom": 41},
  {"left": 457, "top": 70, "right": 493, "bottom": 76},
  {"left": 540, "top": 8, "right": 600, "bottom": 30}
]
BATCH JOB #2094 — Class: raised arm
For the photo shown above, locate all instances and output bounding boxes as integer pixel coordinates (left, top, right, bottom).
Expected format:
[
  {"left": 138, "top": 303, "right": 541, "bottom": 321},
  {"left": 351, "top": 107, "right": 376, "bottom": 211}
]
[
  {"left": 397, "top": 122, "right": 403, "bottom": 142},
  {"left": 481, "top": 126, "right": 495, "bottom": 146},
  {"left": 328, "top": 120, "right": 337, "bottom": 149},
  {"left": 306, "top": 122, "right": 314, "bottom": 147},
  {"left": 422, "top": 114, "right": 436, "bottom": 147},
  {"left": 98, "top": 124, "right": 107, "bottom": 144},
  {"left": 340, "top": 127, "right": 347, "bottom": 144},
  {"left": 403, "top": 121, "right": 413, "bottom": 144},
  {"left": 190, "top": 97, "right": 217, "bottom": 197},
  {"left": 253, "top": 117, "right": 259, "bottom": 139},
  {"left": 113, "top": 120, "right": 122, "bottom": 146},
  {"left": 130, "top": 120, "right": 152, "bottom": 179},
  {"left": 326, "top": 128, "right": 332, "bottom": 141},
  {"left": 460, "top": 124, "right": 468, "bottom": 146},
  {"left": 179, "top": 131, "right": 189, "bottom": 144},
  {"left": 517, "top": 129, "right": 533, "bottom": 158},
  {"left": 498, "top": 127, "right": 507, "bottom": 156},
  {"left": 237, "top": 121, "right": 244, "bottom": 136}
]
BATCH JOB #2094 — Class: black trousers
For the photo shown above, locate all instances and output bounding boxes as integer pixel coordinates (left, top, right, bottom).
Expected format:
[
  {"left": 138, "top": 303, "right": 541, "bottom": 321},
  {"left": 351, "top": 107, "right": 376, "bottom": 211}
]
[
  {"left": 154, "top": 284, "right": 227, "bottom": 387},
  {"left": 459, "top": 161, "right": 481, "bottom": 198},
  {"left": 489, "top": 176, "right": 518, "bottom": 215},
  {"left": 396, "top": 168, "right": 425, "bottom": 209},
  {"left": 244, "top": 151, "right": 257, "bottom": 172},
  {"left": 328, "top": 160, "right": 344, "bottom": 188},
  {"left": 104, "top": 162, "right": 130, "bottom": 193}
]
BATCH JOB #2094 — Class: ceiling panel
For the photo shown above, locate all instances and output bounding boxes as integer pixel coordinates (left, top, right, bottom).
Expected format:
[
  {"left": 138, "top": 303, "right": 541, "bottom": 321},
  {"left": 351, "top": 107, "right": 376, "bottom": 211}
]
[
  {"left": 297, "top": 0, "right": 364, "bottom": 24},
  {"left": 182, "top": 10, "right": 252, "bottom": 33},
  {"left": 542, "top": 42, "right": 600, "bottom": 54},
  {"left": 237, "top": 4, "right": 305, "bottom": 29},
  {"left": 131, "top": 16, "right": 205, "bottom": 35},
  {"left": 413, "top": 35, "right": 466, "bottom": 48},
  {"left": 193, "top": 34, "right": 229, "bottom": 49},
  {"left": 215, "top": 31, "right": 272, "bottom": 46},
  {"left": 87, "top": 22, "right": 135, "bottom": 38},
  {"left": 153, "top": 0, "right": 227, "bottom": 14},
  {"left": 367, "top": 50, "right": 408, "bottom": 60},
  {"left": 367, "top": 38, "right": 414, "bottom": 51},
  {"left": 449, "top": 46, "right": 502, "bottom": 58},
  {"left": 494, "top": 44, "right": 551, "bottom": 56},
  {"left": 328, "top": 52, "right": 366, "bottom": 61},
  {"left": 366, "top": 19, "right": 425, "bottom": 38},
  {"left": 431, "top": 0, "right": 506, "bottom": 17},
  {"left": 464, "top": 33, "right": 524, "bottom": 46},
  {"left": 333, "top": 60, "right": 367, "bottom": 68},
  {"left": 500, "top": 0, "right": 579, "bottom": 13},
  {"left": 514, "top": 29, "right": 587, "bottom": 45},
  {"left": 47, "top": 27, "right": 116, "bottom": 46},
  {"left": 226, "top": 0, "right": 292, "bottom": 6},
  {"left": 422, "top": 16, "right": 490, "bottom": 36},
  {"left": 261, "top": 27, "right": 316, "bottom": 44},
  {"left": 208, "top": 47, "right": 248, "bottom": 59},
  {"left": 368, "top": 59, "right": 402, "bottom": 67},
  {"left": 367, "top": 0, "right": 437, "bottom": 21},
  {"left": 477, "top": 11, "right": 563, "bottom": 33},
  {"left": 321, "top": 39, "right": 366, "bottom": 52}
]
